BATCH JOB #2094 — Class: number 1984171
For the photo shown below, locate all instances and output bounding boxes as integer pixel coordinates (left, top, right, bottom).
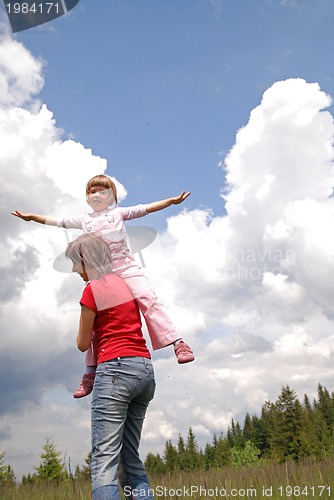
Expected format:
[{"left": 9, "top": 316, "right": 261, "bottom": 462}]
[
  {"left": 5, "top": 3, "right": 61, "bottom": 14},
  {"left": 278, "top": 485, "right": 331, "bottom": 496}
]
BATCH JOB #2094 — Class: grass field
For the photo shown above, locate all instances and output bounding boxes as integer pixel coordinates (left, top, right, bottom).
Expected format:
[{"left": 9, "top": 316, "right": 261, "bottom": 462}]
[{"left": 1, "top": 458, "right": 334, "bottom": 499}]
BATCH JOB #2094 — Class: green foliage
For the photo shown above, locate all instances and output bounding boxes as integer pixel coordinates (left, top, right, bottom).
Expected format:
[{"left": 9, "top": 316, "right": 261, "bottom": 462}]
[
  {"left": 231, "top": 440, "right": 261, "bottom": 467},
  {"left": 145, "top": 383, "right": 334, "bottom": 474},
  {"left": 34, "top": 438, "right": 67, "bottom": 483},
  {"left": 163, "top": 439, "right": 179, "bottom": 471},
  {"left": 0, "top": 451, "right": 16, "bottom": 485},
  {"left": 74, "top": 451, "right": 92, "bottom": 481},
  {"left": 145, "top": 452, "right": 166, "bottom": 474},
  {"left": 2, "top": 382, "right": 334, "bottom": 482}
]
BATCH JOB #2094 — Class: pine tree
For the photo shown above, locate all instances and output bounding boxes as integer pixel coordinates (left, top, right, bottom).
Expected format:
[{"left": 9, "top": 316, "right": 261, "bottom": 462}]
[
  {"left": 34, "top": 438, "right": 67, "bottom": 483},
  {"left": 145, "top": 453, "right": 166, "bottom": 474},
  {"left": 204, "top": 442, "right": 216, "bottom": 470},
  {"left": 163, "top": 440, "right": 179, "bottom": 471},
  {"left": 212, "top": 433, "right": 231, "bottom": 467},
  {"left": 300, "top": 394, "right": 323, "bottom": 458},
  {"left": 177, "top": 435, "right": 186, "bottom": 470},
  {"left": 266, "top": 386, "right": 305, "bottom": 461},
  {"left": 0, "top": 452, "right": 16, "bottom": 485},
  {"left": 184, "top": 427, "right": 200, "bottom": 471},
  {"left": 242, "top": 413, "right": 252, "bottom": 441},
  {"left": 75, "top": 451, "right": 92, "bottom": 481},
  {"left": 250, "top": 414, "right": 269, "bottom": 455},
  {"left": 227, "top": 419, "right": 245, "bottom": 448},
  {"left": 312, "top": 386, "right": 334, "bottom": 456}
]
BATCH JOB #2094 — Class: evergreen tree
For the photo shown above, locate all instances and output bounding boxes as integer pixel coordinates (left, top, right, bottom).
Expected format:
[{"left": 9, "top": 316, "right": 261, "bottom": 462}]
[
  {"left": 204, "top": 442, "right": 215, "bottom": 470},
  {"left": 300, "top": 394, "right": 324, "bottom": 458},
  {"left": 145, "top": 383, "right": 334, "bottom": 471},
  {"left": 75, "top": 451, "right": 92, "bottom": 481},
  {"left": 266, "top": 386, "right": 305, "bottom": 461},
  {"left": 227, "top": 419, "right": 245, "bottom": 448},
  {"left": 315, "top": 384, "right": 334, "bottom": 430},
  {"left": 145, "top": 453, "right": 166, "bottom": 474},
  {"left": 242, "top": 413, "right": 252, "bottom": 441},
  {"left": 0, "top": 452, "right": 16, "bottom": 485},
  {"left": 212, "top": 433, "right": 231, "bottom": 467},
  {"left": 177, "top": 435, "right": 186, "bottom": 470},
  {"left": 34, "top": 438, "right": 67, "bottom": 483},
  {"left": 184, "top": 427, "right": 200, "bottom": 471},
  {"left": 312, "top": 387, "right": 334, "bottom": 456},
  {"left": 163, "top": 440, "right": 179, "bottom": 471},
  {"left": 250, "top": 414, "right": 269, "bottom": 455}
]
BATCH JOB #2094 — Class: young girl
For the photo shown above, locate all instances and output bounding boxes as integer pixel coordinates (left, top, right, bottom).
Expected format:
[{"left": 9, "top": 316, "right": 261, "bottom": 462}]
[{"left": 12, "top": 175, "right": 194, "bottom": 398}]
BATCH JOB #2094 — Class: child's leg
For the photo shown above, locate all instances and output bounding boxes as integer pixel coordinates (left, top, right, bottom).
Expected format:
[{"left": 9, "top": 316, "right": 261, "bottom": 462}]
[
  {"left": 73, "top": 333, "right": 97, "bottom": 398},
  {"left": 114, "top": 260, "right": 194, "bottom": 363}
]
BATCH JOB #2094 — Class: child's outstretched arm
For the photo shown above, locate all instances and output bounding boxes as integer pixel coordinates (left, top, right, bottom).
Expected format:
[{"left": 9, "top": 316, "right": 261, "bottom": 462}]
[
  {"left": 11, "top": 210, "right": 57, "bottom": 226},
  {"left": 146, "top": 191, "right": 191, "bottom": 214}
]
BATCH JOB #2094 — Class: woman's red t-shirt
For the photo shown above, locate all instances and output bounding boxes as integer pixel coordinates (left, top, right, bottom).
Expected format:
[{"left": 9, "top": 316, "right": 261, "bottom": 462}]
[{"left": 80, "top": 273, "right": 150, "bottom": 364}]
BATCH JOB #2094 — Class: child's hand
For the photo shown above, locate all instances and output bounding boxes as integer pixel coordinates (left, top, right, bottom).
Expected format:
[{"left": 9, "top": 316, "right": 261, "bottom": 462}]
[
  {"left": 11, "top": 210, "right": 33, "bottom": 221},
  {"left": 171, "top": 191, "right": 191, "bottom": 205}
]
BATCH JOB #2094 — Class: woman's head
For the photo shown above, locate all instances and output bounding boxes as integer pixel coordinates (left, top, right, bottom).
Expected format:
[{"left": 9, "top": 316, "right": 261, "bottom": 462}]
[
  {"left": 86, "top": 175, "right": 118, "bottom": 210},
  {"left": 66, "top": 233, "right": 113, "bottom": 280}
]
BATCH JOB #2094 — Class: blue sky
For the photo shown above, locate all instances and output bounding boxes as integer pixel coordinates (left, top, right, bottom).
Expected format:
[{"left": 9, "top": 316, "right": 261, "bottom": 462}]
[
  {"left": 2, "top": 0, "right": 334, "bottom": 480},
  {"left": 15, "top": 0, "right": 334, "bottom": 218}
]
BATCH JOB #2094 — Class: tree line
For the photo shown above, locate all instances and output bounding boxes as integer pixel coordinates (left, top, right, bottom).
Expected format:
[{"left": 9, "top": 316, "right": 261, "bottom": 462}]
[
  {"left": 0, "top": 438, "right": 92, "bottom": 486},
  {"left": 145, "top": 383, "right": 334, "bottom": 473},
  {"left": 1, "top": 383, "right": 334, "bottom": 484}
]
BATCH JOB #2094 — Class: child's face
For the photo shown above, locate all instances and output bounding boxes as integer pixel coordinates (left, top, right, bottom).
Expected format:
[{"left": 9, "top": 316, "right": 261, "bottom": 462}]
[
  {"left": 87, "top": 186, "right": 113, "bottom": 212},
  {"left": 72, "top": 260, "right": 89, "bottom": 282}
]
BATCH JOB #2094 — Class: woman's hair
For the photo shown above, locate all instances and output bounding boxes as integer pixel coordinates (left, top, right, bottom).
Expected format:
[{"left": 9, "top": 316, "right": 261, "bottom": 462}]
[
  {"left": 86, "top": 175, "right": 118, "bottom": 204},
  {"left": 65, "top": 233, "right": 113, "bottom": 278}
]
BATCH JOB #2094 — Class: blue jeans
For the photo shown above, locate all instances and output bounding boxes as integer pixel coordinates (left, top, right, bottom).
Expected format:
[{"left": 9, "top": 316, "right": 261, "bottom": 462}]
[{"left": 91, "top": 357, "right": 156, "bottom": 500}]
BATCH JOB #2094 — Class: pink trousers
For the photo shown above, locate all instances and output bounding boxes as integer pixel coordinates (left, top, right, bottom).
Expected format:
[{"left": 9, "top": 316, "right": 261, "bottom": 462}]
[{"left": 85, "top": 257, "right": 180, "bottom": 367}]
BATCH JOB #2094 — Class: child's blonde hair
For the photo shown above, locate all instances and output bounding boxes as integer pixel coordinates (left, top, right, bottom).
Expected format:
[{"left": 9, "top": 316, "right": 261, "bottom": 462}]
[
  {"left": 86, "top": 175, "right": 118, "bottom": 204},
  {"left": 66, "top": 233, "right": 113, "bottom": 278}
]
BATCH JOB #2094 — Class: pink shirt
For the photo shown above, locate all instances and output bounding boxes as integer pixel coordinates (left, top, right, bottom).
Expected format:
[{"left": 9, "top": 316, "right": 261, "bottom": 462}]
[{"left": 57, "top": 204, "right": 148, "bottom": 262}]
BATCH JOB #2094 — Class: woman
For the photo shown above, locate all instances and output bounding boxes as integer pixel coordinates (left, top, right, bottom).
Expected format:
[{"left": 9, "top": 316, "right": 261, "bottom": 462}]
[{"left": 66, "top": 233, "right": 155, "bottom": 499}]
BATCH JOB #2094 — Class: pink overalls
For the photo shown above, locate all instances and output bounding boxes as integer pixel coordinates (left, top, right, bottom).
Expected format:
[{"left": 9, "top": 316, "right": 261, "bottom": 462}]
[{"left": 58, "top": 204, "right": 179, "bottom": 365}]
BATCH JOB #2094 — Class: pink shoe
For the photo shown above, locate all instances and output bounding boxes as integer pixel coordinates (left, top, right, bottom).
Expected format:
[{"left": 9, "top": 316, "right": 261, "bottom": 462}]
[
  {"left": 174, "top": 341, "right": 195, "bottom": 364},
  {"left": 73, "top": 373, "right": 95, "bottom": 398}
]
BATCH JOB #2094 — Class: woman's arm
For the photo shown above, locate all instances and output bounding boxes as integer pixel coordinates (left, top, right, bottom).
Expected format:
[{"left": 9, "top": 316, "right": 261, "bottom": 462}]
[
  {"left": 11, "top": 210, "right": 57, "bottom": 226},
  {"left": 146, "top": 191, "right": 191, "bottom": 214},
  {"left": 77, "top": 305, "right": 96, "bottom": 352}
]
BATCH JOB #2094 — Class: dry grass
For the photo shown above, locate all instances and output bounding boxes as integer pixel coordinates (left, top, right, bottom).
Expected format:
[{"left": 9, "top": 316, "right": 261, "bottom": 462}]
[{"left": 1, "top": 458, "right": 333, "bottom": 499}]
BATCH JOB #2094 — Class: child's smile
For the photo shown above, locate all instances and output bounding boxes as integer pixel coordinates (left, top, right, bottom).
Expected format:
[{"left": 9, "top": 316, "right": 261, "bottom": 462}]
[{"left": 87, "top": 187, "right": 112, "bottom": 212}]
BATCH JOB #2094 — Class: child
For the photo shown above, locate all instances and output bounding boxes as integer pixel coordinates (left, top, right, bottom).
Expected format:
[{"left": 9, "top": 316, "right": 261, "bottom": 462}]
[{"left": 12, "top": 175, "right": 195, "bottom": 398}]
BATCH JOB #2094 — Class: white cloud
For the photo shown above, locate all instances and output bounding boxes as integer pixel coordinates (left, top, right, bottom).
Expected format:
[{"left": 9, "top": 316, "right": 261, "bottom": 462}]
[
  {"left": 2, "top": 31, "right": 334, "bottom": 479},
  {"left": 0, "top": 35, "right": 44, "bottom": 107}
]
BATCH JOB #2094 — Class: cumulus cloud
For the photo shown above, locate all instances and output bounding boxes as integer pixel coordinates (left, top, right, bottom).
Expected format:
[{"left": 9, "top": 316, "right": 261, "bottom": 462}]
[
  {"left": 0, "top": 33, "right": 125, "bottom": 473},
  {"left": 138, "top": 77, "right": 334, "bottom": 452},
  {"left": 1, "top": 29, "right": 334, "bottom": 478},
  {"left": 0, "top": 35, "right": 44, "bottom": 107}
]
